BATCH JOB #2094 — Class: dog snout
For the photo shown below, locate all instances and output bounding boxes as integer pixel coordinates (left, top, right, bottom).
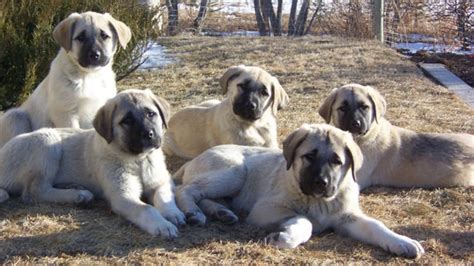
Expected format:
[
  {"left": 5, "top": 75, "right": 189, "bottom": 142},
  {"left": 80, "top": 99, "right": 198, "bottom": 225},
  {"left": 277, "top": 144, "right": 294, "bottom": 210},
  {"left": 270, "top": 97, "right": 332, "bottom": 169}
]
[
  {"left": 351, "top": 119, "right": 361, "bottom": 129},
  {"left": 315, "top": 177, "right": 328, "bottom": 187},
  {"left": 246, "top": 101, "right": 257, "bottom": 110},
  {"left": 143, "top": 129, "right": 154, "bottom": 140},
  {"left": 89, "top": 50, "right": 101, "bottom": 61}
]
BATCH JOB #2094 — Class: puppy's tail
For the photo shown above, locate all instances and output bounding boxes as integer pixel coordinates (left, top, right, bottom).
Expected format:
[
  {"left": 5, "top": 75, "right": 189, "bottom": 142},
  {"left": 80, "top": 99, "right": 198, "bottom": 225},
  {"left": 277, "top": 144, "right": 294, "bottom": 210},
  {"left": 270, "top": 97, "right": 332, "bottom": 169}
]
[{"left": 172, "top": 162, "right": 190, "bottom": 185}]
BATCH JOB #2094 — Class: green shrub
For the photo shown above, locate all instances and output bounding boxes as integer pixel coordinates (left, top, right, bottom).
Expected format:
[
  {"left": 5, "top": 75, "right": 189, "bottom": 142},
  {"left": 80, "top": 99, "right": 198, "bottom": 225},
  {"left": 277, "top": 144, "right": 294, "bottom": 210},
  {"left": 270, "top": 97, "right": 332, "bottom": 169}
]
[{"left": 0, "top": 0, "right": 161, "bottom": 110}]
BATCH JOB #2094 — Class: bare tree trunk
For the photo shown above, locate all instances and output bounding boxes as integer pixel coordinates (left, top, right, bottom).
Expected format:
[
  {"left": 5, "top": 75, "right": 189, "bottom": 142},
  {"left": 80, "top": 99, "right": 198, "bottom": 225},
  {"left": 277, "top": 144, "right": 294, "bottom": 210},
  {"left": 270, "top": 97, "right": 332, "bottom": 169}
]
[
  {"left": 254, "top": 0, "right": 268, "bottom": 35},
  {"left": 166, "top": 0, "right": 178, "bottom": 35},
  {"left": 295, "top": 0, "right": 310, "bottom": 36},
  {"left": 261, "top": 0, "right": 282, "bottom": 36},
  {"left": 288, "top": 0, "right": 298, "bottom": 35},
  {"left": 193, "top": 0, "right": 208, "bottom": 33},
  {"left": 304, "top": 1, "right": 322, "bottom": 35},
  {"left": 457, "top": 0, "right": 471, "bottom": 50}
]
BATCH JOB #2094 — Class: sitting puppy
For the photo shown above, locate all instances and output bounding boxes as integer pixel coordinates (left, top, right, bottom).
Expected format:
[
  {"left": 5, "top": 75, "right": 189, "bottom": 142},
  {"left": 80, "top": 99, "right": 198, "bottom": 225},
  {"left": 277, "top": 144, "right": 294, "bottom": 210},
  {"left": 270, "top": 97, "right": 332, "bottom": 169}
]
[
  {"left": 163, "top": 65, "right": 289, "bottom": 158},
  {"left": 0, "top": 89, "right": 185, "bottom": 238},
  {"left": 318, "top": 83, "right": 474, "bottom": 190},
  {"left": 174, "top": 124, "right": 424, "bottom": 258},
  {"left": 0, "top": 11, "right": 131, "bottom": 147}
]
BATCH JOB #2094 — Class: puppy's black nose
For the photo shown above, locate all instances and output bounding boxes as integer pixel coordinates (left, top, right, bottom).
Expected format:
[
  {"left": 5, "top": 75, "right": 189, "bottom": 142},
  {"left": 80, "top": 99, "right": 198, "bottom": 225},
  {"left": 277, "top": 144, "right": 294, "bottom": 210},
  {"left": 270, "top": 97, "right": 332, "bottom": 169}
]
[
  {"left": 89, "top": 50, "right": 100, "bottom": 61},
  {"left": 352, "top": 120, "right": 361, "bottom": 129},
  {"left": 247, "top": 102, "right": 257, "bottom": 110},
  {"left": 143, "top": 129, "right": 154, "bottom": 140},
  {"left": 315, "top": 177, "right": 328, "bottom": 187}
]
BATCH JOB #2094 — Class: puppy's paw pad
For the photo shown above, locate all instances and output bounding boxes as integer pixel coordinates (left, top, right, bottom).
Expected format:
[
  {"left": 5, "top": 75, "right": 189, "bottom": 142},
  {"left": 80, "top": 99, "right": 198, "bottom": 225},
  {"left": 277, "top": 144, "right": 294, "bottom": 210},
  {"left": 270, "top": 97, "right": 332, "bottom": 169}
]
[
  {"left": 75, "top": 190, "right": 94, "bottom": 204},
  {"left": 154, "top": 220, "right": 179, "bottom": 239},
  {"left": 215, "top": 209, "right": 238, "bottom": 224},
  {"left": 163, "top": 208, "right": 186, "bottom": 226},
  {"left": 265, "top": 232, "right": 298, "bottom": 249},
  {"left": 186, "top": 211, "right": 206, "bottom": 226}
]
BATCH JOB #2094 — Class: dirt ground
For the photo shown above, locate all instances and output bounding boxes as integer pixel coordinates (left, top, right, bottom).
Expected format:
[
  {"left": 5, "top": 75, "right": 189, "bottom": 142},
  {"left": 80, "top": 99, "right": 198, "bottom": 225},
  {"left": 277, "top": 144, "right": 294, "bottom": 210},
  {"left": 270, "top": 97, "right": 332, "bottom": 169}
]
[{"left": 1, "top": 36, "right": 473, "bottom": 264}]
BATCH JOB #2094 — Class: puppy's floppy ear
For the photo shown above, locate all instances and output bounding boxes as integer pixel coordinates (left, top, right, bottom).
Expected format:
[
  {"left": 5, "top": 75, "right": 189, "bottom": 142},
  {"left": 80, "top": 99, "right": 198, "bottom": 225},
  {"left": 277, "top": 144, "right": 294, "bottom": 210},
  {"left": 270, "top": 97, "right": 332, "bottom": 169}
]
[
  {"left": 365, "top": 85, "right": 386, "bottom": 123},
  {"left": 343, "top": 133, "right": 363, "bottom": 181},
  {"left": 318, "top": 88, "right": 338, "bottom": 123},
  {"left": 104, "top": 13, "right": 132, "bottom": 49},
  {"left": 146, "top": 89, "right": 171, "bottom": 129},
  {"left": 283, "top": 124, "right": 311, "bottom": 170},
  {"left": 93, "top": 100, "right": 117, "bottom": 144},
  {"left": 219, "top": 65, "right": 245, "bottom": 94},
  {"left": 271, "top": 77, "right": 289, "bottom": 116},
  {"left": 53, "top": 12, "right": 82, "bottom": 51}
]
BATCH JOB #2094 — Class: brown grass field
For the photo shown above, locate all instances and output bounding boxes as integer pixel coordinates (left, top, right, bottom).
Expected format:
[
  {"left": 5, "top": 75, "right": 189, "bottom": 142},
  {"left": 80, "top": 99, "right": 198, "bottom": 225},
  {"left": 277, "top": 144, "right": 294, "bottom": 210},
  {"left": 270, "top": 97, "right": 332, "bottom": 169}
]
[{"left": 0, "top": 36, "right": 473, "bottom": 264}]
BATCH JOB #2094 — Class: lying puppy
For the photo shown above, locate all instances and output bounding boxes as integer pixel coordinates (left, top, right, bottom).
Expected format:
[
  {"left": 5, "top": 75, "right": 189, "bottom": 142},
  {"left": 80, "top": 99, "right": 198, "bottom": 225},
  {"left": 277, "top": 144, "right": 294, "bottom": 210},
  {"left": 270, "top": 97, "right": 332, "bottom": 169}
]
[
  {"left": 0, "top": 11, "right": 131, "bottom": 147},
  {"left": 175, "top": 124, "right": 424, "bottom": 258},
  {"left": 0, "top": 89, "right": 185, "bottom": 238},
  {"left": 318, "top": 83, "right": 474, "bottom": 189},
  {"left": 163, "top": 65, "right": 289, "bottom": 158}
]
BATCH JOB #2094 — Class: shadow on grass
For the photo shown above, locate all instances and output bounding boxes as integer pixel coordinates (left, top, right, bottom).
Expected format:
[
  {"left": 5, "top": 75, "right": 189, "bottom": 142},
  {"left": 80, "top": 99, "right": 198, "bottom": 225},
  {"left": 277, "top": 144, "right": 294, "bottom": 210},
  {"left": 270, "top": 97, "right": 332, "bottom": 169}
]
[{"left": 0, "top": 198, "right": 264, "bottom": 261}]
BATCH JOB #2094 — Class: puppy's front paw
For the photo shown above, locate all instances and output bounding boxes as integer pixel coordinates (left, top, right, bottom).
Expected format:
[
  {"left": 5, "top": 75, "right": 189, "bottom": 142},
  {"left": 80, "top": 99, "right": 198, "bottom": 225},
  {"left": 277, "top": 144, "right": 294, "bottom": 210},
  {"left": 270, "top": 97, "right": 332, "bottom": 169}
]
[
  {"left": 265, "top": 232, "right": 300, "bottom": 249},
  {"left": 153, "top": 220, "right": 179, "bottom": 239},
  {"left": 186, "top": 211, "right": 206, "bottom": 226},
  {"left": 75, "top": 190, "right": 94, "bottom": 204},
  {"left": 214, "top": 209, "right": 238, "bottom": 224},
  {"left": 386, "top": 235, "right": 425, "bottom": 258},
  {"left": 162, "top": 208, "right": 186, "bottom": 226}
]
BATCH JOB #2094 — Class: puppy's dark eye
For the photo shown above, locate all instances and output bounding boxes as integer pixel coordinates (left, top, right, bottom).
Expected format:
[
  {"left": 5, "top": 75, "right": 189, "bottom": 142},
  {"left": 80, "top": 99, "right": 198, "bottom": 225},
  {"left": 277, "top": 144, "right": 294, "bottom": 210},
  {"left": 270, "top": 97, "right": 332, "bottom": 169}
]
[
  {"left": 331, "top": 154, "right": 342, "bottom": 165},
  {"left": 120, "top": 116, "right": 135, "bottom": 126},
  {"left": 75, "top": 33, "right": 85, "bottom": 42},
  {"left": 261, "top": 88, "right": 269, "bottom": 96},
  {"left": 359, "top": 104, "right": 369, "bottom": 111},
  {"left": 146, "top": 111, "right": 156, "bottom": 118},
  {"left": 338, "top": 105, "right": 349, "bottom": 113},
  {"left": 100, "top": 31, "right": 110, "bottom": 40},
  {"left": 304, "top": 150, "right": 318, "bottom": 161}
]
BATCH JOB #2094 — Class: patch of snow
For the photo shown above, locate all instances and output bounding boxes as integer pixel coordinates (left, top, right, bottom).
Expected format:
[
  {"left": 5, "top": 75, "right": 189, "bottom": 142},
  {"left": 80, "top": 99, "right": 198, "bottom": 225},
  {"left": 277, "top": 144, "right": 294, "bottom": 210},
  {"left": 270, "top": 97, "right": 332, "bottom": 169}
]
[
  {"left": 393, "top": 42, "right": 474, "bottom": 55},
  {"left": 200, "top": 30, "right": 260, "bottom": 36},
  {"left": 138, "top": 42, "right": 175, "bottom": 70}
]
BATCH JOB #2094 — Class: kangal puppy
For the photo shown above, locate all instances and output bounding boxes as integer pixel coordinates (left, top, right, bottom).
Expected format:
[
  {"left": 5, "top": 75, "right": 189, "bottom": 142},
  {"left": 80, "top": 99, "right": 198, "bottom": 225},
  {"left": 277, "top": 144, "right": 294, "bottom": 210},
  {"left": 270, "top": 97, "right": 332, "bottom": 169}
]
[
  {"left": 0, "top": 11, "right": 131, "bottom": 147},
  {"left": 0, "top": 89, "right": 185, "bottom": 238},
  {"left": 175, "top": 124, "right": 424, "bottom": 258},
  {"left": 163, "top": 65, "right": 289, "bottom": 159},
  {"left": 319, "top": 83, "right": 474, "bottom": 190}
]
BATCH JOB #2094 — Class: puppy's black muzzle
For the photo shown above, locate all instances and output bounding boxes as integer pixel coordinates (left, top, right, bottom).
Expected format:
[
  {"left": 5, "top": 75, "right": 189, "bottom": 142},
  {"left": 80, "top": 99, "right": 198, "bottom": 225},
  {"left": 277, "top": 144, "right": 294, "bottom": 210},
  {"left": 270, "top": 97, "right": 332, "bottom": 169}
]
[
  {"left": 128, "top": 126, "right": 161, "bottom": 155},
  {"left": 300, "top": 163, "right": 334, "bottom": 198},
  {"left": 79, "top": 40, "right": 110, "bottom": 68},
  {"left": 233, "top": 101, "right": 262, "bottom": 121},
  {"left": 340, "top": 112, "right": 368, "bottom": 136}
]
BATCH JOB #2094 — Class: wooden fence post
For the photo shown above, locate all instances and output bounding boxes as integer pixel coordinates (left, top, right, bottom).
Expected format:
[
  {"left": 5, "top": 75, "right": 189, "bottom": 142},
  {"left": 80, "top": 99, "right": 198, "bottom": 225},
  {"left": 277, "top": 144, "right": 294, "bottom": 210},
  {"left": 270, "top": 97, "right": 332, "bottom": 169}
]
[{"left": 373, "top": 0, "right": 384, "bottom": 42}]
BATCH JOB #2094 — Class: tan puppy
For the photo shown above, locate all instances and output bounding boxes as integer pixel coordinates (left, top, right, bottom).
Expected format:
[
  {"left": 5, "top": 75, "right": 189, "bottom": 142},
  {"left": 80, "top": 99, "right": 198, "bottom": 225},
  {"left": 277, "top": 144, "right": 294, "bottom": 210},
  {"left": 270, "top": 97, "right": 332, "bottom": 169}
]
[
  {"left": 174, "top": 124, "right": 424, "bottom": 258},
  {"left": 319, "top": 83, "right": 474, "bottom": 189},
  {"left": 0, "top": 89, "right": 185, "bottom": 238},
  {"left": 163, "top": 65, "right": 289, "bottom": 158},
  {"left": 0, "top": 11, "right": 131, "bottom": 147}
]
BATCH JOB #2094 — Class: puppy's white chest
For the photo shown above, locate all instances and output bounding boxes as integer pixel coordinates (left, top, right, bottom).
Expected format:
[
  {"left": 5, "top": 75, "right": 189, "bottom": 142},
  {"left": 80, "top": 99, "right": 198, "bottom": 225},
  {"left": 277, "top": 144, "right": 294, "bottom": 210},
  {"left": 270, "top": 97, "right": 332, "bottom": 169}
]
[{"left": 237, "top": 127, "right": 266, "bottom": 146}]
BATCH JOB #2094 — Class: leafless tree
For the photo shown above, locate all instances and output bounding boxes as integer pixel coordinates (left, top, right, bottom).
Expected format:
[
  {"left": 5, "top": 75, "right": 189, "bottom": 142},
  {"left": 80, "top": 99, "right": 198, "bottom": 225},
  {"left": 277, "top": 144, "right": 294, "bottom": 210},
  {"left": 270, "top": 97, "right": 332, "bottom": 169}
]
[
  {"left": 166, "top": 0, "right": 178, "bottom": 35},
  {"left": 193, "top": 0, "right": 209, "bottom": 32},
  {"left": 288, "top": 0, "right": 298, "bottom": 35},
  {"left": 254, "top": 0, "right": 283, "bottom": 36},
  {"left": 254, "top": 0, "right": 268, "bottom": 35}
]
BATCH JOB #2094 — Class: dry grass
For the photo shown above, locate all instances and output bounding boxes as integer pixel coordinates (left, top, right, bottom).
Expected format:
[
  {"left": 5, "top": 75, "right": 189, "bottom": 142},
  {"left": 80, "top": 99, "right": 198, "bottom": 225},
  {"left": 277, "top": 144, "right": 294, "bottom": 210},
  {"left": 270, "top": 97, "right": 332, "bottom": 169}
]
[{"left": 1, "top": 36, "right": 473, "bottom": 264}]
